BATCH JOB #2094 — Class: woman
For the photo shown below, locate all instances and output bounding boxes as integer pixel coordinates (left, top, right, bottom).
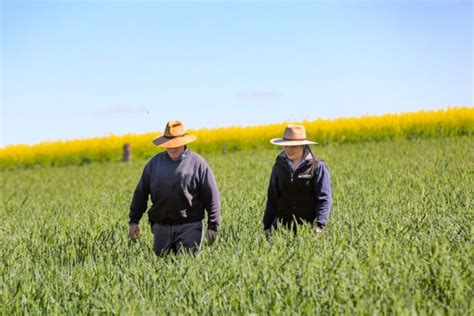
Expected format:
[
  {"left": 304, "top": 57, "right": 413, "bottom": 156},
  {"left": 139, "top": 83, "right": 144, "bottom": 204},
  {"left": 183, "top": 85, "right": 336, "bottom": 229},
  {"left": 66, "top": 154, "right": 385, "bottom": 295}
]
[{"left": 263, "top": 124, "right": 332, "bottom": 235}]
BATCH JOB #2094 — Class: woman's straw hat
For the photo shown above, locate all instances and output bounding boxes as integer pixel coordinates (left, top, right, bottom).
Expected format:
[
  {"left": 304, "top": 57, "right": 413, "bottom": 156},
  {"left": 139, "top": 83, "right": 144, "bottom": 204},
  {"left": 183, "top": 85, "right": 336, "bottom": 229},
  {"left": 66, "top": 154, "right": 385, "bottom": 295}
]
[
  {"left": 152, "top": 120, "right": 197, "bottom": 148},
  {"left": 270, "top": 124, "right": 318, "bottom": 146}
]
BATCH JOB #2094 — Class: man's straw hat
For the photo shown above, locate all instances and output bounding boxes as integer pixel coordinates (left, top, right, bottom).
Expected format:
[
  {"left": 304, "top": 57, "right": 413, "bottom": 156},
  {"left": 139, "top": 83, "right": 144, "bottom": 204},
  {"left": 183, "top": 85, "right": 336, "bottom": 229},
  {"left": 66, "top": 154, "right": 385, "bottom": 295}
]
[
  {"left": 270, "top": 124, "right": 318, "bottom": 146},
  {"left": 152, "top": 120, "right": 197, "bottom": 148}
]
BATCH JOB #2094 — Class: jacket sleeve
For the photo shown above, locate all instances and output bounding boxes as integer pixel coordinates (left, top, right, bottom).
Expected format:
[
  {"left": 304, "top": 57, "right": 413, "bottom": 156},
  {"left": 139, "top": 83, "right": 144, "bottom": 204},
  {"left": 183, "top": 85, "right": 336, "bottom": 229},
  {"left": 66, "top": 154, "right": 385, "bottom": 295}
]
[
  {"left": 129, "top": 162, "right": 151, "bottom": 224},
  {"left": 200, "top": 162, "right": 221, "bottom": 231},
  {"left": 263, "top": 165, "right": 279, "bottom": 230},
  {"left": 313, "top": 161, "right": 332, "bottom": 228}
]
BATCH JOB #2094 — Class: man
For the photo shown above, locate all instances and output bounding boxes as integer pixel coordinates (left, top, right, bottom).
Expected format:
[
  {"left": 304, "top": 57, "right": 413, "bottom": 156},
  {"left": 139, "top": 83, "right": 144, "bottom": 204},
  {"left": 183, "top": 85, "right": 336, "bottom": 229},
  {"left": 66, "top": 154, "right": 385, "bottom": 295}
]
[{"left": 129, "top": 120, "right": 221, "bottom": 256}]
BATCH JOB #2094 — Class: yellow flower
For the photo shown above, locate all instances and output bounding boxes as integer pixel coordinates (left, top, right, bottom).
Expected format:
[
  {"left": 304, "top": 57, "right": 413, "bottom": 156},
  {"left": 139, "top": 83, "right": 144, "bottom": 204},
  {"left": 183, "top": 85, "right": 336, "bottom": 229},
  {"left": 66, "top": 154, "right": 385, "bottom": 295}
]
[{"left": 1, "top": 107, "right": 472, "bottom": 168}]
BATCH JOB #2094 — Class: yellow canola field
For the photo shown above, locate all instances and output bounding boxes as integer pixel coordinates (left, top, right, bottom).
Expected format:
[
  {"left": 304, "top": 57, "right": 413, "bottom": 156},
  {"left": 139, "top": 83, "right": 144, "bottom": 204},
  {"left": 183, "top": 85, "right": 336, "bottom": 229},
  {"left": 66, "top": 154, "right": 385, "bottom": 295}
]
[{"left": 1, "top": 107, "right": 473, "bottom": 167}]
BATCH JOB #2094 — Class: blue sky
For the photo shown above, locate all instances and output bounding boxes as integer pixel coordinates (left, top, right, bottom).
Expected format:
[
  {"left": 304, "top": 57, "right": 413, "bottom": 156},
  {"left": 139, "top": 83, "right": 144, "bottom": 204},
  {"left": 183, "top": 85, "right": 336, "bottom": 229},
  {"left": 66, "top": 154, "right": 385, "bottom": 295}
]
[{"left": 1, "top": 0, "right": 472, "bottom": 146}]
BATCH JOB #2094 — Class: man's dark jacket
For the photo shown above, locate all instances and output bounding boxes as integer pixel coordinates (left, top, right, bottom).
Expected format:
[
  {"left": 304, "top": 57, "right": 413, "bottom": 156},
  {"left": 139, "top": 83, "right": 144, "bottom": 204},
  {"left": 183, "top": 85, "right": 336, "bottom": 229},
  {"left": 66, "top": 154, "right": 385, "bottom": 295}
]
[{"left": 129, "top": 149, "right": 221, "bottom": 231}]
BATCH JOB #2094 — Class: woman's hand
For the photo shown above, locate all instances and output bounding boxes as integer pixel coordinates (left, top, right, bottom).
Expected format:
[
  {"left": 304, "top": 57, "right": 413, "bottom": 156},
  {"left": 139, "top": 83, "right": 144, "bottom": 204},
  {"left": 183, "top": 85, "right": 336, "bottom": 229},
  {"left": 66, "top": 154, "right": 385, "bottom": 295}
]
[
  {"left": 314, "top": 226, "right": 323, "bottom": 237},
  {"left": 129, "top": 223, "right": 140, "bottom": 242}
]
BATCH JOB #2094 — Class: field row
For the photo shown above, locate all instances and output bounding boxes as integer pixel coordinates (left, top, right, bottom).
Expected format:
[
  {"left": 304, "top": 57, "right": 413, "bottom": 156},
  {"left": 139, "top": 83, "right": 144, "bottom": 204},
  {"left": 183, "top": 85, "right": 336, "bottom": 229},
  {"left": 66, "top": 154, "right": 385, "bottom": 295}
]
[{"left": 1, "top": 136, "right": 472, "bottom": 313}]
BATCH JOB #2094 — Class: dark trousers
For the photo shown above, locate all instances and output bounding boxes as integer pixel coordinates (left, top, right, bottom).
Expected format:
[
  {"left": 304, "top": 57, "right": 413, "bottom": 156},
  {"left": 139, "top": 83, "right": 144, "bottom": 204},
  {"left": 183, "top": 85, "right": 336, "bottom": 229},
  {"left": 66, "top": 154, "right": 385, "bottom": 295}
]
[{"left": 152, "top": 221, "right": 203, "bottom": 256}]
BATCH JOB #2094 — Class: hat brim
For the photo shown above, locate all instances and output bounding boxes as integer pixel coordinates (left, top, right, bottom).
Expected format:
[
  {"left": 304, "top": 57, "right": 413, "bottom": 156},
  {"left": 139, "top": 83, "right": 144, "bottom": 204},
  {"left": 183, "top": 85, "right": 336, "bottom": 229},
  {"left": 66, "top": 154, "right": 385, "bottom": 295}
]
[
  {"left": 153, "top": 134, "right": 197, "bottom": 148},
  {"left": 270, "top": 138, "right": 318, "bottom": 146}
]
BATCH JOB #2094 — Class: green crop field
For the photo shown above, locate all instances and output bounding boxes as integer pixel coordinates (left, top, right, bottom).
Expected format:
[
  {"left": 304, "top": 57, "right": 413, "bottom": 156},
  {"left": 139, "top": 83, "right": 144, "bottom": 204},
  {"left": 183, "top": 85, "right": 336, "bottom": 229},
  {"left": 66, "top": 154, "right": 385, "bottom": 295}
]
[{"left": 1, "top": 136, "right": 473, "bottom": 314}]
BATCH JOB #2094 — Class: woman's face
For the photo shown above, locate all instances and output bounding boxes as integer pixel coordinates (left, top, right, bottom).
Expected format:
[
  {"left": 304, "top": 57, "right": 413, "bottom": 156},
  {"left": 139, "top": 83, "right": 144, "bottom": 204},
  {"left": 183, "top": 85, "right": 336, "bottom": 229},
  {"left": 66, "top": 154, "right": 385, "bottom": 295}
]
[
  {"left": 167, "top": 146, "right": 185, "bottom": 160},
  {"left": 284, "top": 145, "right": 304, "bottom": 161}
]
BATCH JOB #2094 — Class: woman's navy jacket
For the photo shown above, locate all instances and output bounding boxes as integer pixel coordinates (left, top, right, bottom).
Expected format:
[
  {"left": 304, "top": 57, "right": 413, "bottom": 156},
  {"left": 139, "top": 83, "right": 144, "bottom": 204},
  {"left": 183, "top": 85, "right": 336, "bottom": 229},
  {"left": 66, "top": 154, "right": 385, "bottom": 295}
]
[{"left": 263, "top": 149, "right": 332, "bottom": 231}]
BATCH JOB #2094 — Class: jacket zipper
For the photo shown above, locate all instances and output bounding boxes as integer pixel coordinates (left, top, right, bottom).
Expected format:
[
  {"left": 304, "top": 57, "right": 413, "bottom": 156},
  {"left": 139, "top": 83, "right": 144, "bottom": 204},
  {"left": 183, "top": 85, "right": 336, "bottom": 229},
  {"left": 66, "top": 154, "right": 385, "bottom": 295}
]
[{"left": 277, "top": 156, "right": 310, "bottom": 183}]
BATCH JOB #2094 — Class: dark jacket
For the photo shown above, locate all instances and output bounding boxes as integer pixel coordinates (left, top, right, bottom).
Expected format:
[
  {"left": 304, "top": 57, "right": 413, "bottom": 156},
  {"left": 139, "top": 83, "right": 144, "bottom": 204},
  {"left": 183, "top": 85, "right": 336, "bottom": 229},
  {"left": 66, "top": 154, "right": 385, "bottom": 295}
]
[
  {"left": 263, "top": 148, "right": 332, "bottom": 230},
  {"left": 129, "top": 148, "right": 221, "bottom": 231}
]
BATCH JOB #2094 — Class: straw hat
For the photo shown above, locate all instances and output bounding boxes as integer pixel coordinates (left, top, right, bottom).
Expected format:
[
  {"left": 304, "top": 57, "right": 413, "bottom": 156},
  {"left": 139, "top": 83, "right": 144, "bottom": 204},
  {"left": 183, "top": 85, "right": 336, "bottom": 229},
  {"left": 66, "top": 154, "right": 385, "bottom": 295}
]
[
  {"left": 152, "top": 120, "right": 197, "bottom": 148},
  {"left": 270, "top": 124, "right": 318, "bottom": 146}
]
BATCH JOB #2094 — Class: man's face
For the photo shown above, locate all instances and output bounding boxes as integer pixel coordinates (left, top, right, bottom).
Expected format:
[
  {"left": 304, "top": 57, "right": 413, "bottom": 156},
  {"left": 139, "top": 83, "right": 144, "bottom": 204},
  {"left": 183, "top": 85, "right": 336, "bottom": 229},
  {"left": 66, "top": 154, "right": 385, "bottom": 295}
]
[
  {"left": 167, "top": 146, "right": 185, "bottom": 160},
  {"left": 284, "top": 145, "right": 304, "bottom": 161}
]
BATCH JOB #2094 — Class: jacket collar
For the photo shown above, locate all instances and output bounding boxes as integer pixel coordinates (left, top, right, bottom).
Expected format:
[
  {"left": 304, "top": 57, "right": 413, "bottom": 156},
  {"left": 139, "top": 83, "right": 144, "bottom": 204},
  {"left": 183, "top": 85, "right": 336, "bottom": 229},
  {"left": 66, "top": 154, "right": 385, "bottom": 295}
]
[
  {"left": 166, "top": 146, "right": 190, "bottom": 161},
  {"left": 277, "top": 146, "right": 314, "bottom": 171}
]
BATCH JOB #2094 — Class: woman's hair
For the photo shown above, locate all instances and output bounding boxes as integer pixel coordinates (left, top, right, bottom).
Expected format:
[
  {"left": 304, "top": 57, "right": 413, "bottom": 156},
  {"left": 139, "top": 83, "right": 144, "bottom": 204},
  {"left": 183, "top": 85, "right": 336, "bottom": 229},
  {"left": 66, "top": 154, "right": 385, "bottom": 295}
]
[{"left": 306, "top": 145, "right": 320, "bottom": 162}]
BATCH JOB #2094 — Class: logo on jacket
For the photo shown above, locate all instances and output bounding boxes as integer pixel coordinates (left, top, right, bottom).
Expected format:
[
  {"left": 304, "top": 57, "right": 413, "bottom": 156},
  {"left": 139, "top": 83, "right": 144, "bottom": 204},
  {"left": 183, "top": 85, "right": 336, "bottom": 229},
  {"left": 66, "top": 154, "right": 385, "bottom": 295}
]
[{"left": 298, "top": 174, "right": 312, "bottom": 179}]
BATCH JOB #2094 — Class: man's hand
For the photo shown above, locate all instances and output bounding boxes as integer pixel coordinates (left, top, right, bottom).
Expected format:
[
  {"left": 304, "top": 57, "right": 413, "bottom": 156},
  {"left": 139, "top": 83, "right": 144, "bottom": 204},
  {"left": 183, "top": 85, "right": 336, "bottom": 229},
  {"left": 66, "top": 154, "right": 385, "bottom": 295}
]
[
  {"left": 129, "top": 223, "right": 140, "bottom": 242},
  {"left": 203, "top": 229, "right": 217, "bottom": 246}
]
